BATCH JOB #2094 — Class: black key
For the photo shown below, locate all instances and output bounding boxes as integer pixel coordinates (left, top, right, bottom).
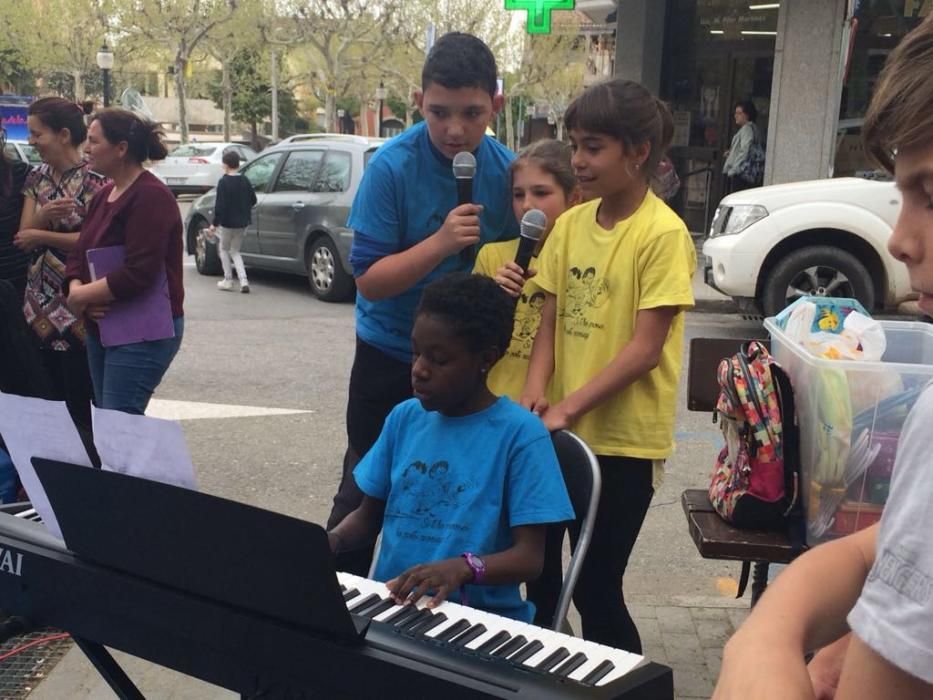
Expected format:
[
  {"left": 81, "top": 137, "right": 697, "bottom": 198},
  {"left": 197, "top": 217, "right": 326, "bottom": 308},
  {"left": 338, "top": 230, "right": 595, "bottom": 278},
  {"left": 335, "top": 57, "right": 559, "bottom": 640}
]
[
  {"left": 342, "top": 587, "right": 360, "bottom": 602},
  {"left": 398, "top": 608, "right": 433, "bottom": 631},
  {"left": 535, "top": 647, "right": 570, "bottom": 672},
  {"left": 450, "top": 624, "right": 487, "bottom": 648},
  {"left": 409, "top": 612, "right": 447, "bottom": 635},
  {"left": 382, "top": 605, "right": 419, "bottom": 626},
  {"left": 348, "top": 593, "right": 381, "bottom": 614},
  {"left": 581, "top": 659, "right": 615, "bottom": 686},
  {"left": 554, "top": 652, "right": 588, "bottom": 678},
  {"left": 508, "top": 640, "right": 545, "bottom": 664},
  {"left": 475, "top": 631, "right": 511, "bottom": 654},
  {"left": 433, "top": 618, "right": 471, "bottom": 642},
  {"left": 362, "top": 598, "right": 396, "bottom": 619},
  {"left": 491, "top": 635, "right": 527, "bottom": 658}
]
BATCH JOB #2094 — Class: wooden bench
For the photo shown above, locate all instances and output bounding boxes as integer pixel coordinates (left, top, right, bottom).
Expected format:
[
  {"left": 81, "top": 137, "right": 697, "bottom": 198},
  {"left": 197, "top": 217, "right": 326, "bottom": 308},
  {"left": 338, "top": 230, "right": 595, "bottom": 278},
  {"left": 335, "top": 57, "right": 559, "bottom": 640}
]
[{"left": 683, "top": 337, "right": 805, "bottom": 606}]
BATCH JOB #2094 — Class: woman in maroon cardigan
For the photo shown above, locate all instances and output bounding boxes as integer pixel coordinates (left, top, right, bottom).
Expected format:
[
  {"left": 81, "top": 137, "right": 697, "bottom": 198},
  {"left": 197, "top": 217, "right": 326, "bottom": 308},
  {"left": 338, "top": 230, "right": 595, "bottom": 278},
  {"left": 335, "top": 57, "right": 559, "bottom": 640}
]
[{"left": 65, "top": 109, "right": 184, "bottom": 415}]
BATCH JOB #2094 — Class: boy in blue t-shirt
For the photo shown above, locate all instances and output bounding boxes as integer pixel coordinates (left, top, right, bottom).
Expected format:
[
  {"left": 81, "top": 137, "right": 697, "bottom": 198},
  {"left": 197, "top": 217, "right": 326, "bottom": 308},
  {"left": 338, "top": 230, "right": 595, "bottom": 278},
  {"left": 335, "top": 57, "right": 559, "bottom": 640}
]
[
  {"left": 327, "top": 274, "right": 573, "bottom": 622},
  {"left": 328, "top": 32, "right": 520, "bottom": 576}
]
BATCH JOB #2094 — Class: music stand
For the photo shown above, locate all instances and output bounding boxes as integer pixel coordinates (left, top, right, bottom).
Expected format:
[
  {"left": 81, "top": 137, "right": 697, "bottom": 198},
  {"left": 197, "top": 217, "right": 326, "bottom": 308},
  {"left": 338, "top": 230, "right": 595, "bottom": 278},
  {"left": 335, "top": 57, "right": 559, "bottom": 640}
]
[{"left": 32, "top": 457, "right": 361, "bottom": 698}]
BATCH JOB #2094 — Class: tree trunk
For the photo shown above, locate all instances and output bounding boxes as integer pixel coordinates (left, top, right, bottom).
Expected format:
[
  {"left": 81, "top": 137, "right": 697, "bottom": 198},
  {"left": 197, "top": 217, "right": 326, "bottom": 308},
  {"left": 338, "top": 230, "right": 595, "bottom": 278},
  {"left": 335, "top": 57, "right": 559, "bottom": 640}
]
[
  {"left": 221, "top": 61, "right": 232, "bottom": 142},
  {"left": 405, "top": 105, "right": 413, "bottom": 128},
  {"left": 73, "top": 71, "right": 85, "bottom": 102},
  {"left": 505, "top": 96, "right": 514, "bottom": 152},
  {"left": 174, "top": 55, "right": 189, "bottom": 143},
  {"left": 359, "top": 94, "right": 368, "bottom": 137},
  {"left": 270, "top": 49, "right": 279, "bottom": 141},
  {"left": 250, "top": 121, "right": 258, "bottom": 151},
  {"left": 324, "top": 91, "right": 336, "bottom": 132}
]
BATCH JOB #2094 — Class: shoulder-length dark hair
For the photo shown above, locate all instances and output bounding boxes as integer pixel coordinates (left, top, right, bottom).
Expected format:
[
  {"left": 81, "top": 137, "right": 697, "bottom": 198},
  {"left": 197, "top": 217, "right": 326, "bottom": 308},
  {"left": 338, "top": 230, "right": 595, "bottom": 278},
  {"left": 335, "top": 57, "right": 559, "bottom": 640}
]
[{"left": 564, "top": 78, "right": 674, "bottom": 177}]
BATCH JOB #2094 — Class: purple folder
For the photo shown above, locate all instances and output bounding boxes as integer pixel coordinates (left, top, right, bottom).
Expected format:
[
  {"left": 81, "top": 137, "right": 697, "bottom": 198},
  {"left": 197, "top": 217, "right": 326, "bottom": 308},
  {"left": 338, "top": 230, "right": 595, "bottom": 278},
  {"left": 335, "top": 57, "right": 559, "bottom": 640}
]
[{"left": 86, "top": 245, "right": 175, "bottom": 347}]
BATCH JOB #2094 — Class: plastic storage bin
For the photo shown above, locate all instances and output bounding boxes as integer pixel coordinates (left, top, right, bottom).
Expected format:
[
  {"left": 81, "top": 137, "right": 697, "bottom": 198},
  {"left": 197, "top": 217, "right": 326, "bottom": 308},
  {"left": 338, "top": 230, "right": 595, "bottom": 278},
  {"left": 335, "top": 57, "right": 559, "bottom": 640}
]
[{"left": 764, "top": 317, "right": 933, "bottom": 545}]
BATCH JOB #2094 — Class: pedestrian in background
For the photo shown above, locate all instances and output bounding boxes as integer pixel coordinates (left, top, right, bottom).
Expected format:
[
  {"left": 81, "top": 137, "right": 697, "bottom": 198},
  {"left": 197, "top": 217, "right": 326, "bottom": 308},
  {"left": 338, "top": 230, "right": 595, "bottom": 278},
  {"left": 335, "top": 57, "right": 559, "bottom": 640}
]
[
  {"left": 722, "top": 100, "right": 763, "bottom": 193},
  {"left": 65, "top": 108, "right": 184, "bottom": 415},
  {"left": 209, "top": 149, "right": 256, "bottom": 294},
  {"left": 17, "top": 97, "right": 107, "bottom": 434}
]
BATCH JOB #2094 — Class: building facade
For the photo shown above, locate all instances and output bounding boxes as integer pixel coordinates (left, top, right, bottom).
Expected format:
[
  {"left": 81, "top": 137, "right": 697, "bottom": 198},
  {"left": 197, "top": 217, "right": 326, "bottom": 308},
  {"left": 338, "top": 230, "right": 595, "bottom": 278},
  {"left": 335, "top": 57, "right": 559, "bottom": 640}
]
[{"left": 608, "top": 0, "right": 930, "bottom": 231}]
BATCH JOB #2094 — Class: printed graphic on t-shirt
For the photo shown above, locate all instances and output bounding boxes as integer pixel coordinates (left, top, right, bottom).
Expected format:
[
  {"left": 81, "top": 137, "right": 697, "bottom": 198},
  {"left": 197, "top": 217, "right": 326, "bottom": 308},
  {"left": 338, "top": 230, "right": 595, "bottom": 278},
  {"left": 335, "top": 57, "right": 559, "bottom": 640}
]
[
  {"left": 509, "top": 291, "right": 547, "bottom": 358},
  {"left": 394, "top": 459, "right": 476, "bottom": 545},
  {"left": 559, "top": 266, "right": 610, "bottom": 339},
  {"left": 868, "top": 546, "right": 933, "bottom": 606}
]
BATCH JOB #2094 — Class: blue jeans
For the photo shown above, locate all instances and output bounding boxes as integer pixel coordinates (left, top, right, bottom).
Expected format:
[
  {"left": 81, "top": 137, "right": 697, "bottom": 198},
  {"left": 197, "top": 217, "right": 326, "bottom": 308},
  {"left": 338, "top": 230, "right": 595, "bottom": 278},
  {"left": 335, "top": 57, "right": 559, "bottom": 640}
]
[{"left": 85, "top": 316, "right": 184, "bottom": 415}]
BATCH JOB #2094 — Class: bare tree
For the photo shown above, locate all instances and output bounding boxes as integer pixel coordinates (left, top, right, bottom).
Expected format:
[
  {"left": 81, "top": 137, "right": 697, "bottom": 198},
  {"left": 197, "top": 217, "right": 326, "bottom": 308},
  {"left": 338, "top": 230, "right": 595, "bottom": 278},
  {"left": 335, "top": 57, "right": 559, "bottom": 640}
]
[
  {"left": 261, "top": 0, "right": 404, "bottom": 133},
  {"left": 121, "top": 0, "right": 237, "bottom": 143},
  {"left": 0, "top": 0, "right": 112, "bottom": 101}
]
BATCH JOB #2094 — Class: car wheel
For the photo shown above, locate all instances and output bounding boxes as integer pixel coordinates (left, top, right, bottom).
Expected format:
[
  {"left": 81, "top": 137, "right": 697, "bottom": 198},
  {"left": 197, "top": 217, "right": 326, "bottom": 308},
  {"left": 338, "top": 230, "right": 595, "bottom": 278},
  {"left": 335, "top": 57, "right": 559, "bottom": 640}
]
[
  {"left": 192, "top": 217, "right": 222, "bottom": 276},
  {"left": 761, "top": 245, "right": 875, "bottom": 317},
  {"left": 307, "top": 236, "right": 354, "bottom": 302}
]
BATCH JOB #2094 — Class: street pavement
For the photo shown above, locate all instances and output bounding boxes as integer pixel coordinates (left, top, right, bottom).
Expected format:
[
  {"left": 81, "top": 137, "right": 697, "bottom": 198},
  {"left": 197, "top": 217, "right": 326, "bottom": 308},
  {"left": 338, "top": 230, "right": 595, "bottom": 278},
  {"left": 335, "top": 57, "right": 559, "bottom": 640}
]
[{"left": 26, "top": 215, "right": 762, "bottom": 699}]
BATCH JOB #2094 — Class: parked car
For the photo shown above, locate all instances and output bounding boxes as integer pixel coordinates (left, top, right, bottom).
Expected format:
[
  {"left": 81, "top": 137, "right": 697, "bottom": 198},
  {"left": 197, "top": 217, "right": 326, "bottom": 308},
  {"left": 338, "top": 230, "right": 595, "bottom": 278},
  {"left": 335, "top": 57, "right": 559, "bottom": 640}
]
[
  {"left": 184, "top": 136, "right": 384, "bottom": 302},
  {"left": 702, "top": 177, "right": 909, "bottom": 317},
  {"left": 151, "top": 142, "right": 257, "bottom": 195},
  {"left": 3, "top": 140, "right": 41, "bottom": 165}
]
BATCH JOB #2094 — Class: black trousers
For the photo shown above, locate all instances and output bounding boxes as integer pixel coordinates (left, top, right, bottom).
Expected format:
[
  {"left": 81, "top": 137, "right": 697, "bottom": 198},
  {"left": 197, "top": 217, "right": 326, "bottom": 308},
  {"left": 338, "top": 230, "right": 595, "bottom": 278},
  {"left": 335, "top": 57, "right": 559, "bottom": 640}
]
[
  {"left": 527, "top": 456, "right": 654, "bottom": 653},
  {"left": 327, "top": 337, "right": 412, "bottom": 576}
]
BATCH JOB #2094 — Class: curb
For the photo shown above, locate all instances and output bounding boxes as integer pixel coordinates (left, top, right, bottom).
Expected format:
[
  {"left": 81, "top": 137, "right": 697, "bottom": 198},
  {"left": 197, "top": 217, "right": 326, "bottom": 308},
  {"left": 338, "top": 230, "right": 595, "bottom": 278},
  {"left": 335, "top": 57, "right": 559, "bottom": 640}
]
[{"left": 692, "top": 298, "right": 739, "bottom": 314}]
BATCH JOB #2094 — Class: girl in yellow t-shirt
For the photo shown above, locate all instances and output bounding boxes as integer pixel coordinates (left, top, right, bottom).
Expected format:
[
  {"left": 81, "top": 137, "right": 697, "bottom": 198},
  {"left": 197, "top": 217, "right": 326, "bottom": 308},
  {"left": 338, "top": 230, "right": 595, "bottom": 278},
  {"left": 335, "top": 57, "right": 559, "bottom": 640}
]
[
  {"left": 473, "top": 139, "right": 580, "bottom": 401},
  {"left": 522, "top": 78, "right": 696, "bottom": 652}
]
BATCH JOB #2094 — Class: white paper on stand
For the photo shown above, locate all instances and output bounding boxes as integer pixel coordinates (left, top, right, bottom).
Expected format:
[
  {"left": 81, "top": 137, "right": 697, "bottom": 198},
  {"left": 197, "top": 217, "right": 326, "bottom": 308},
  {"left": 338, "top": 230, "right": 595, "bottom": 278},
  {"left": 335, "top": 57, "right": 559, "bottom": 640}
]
[
  {"left": 0, "top": 393, "right": 94, "bottom": 541},
  {"left": 91, "top": 406, "right": 198, "bottom": 491}
]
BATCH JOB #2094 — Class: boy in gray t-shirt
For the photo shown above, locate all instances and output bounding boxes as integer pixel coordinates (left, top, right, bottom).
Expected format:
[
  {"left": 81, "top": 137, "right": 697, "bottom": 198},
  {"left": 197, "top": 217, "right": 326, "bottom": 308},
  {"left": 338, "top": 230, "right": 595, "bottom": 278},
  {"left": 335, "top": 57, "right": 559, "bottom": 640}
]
[{"left": 713, "top": 13, "right": 933, "bottom": 700}]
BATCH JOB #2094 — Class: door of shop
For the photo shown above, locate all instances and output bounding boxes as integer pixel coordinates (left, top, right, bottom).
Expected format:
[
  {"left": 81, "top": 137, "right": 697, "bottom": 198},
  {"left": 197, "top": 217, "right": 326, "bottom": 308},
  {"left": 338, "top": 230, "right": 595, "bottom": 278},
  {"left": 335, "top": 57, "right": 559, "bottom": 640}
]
[{"left": 669, "top": 47, "right": 773, "bottom": 234}]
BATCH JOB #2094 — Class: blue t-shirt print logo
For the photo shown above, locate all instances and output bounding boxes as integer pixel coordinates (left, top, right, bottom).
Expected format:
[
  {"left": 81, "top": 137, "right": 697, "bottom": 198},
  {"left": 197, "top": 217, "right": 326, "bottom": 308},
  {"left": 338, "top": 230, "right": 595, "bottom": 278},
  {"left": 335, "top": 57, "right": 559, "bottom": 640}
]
[{"left": 400, "top": 459, "right": 473, "bottom": 523}]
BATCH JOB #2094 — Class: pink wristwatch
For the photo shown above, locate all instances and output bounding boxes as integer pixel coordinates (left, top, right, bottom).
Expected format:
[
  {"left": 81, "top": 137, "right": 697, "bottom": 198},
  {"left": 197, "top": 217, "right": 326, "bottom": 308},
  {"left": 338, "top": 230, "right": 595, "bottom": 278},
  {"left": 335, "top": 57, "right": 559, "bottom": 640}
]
[{"left": 461, "top": 552, "right": 486, "bottom": 584}]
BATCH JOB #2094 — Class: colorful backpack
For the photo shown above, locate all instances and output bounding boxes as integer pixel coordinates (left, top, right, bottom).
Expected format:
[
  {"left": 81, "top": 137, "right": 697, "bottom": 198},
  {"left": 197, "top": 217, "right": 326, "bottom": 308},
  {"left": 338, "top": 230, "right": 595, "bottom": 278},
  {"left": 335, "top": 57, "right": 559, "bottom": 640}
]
[{"left": 708, "top": 341, "right": 801, "bottom": 530}]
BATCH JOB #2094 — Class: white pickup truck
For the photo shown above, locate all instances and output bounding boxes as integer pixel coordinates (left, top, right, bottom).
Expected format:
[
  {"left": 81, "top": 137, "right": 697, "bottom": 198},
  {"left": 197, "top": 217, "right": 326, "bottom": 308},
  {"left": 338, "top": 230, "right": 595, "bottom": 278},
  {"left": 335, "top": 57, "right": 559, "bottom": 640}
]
[{"left": 702, "top": 177, "right": 909, "bottom": 317}]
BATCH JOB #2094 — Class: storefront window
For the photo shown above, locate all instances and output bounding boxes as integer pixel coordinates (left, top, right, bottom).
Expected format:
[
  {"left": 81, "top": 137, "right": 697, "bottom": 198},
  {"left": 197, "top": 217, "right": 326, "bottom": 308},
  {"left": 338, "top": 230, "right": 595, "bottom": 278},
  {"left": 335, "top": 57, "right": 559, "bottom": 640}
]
[
  {"left": 835, "top": 0, "right": 927, "bottom": 177},
  {"left": 662, "top": 0, "right": 777, "bottom": 231}
]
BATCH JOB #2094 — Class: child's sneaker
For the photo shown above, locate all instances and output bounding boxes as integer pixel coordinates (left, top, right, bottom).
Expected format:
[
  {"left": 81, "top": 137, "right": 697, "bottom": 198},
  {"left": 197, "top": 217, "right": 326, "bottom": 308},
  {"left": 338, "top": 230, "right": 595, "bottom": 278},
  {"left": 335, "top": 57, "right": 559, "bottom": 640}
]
[
  {"left": 217, "top": 279, "right": 234, "bottom": 291},
  {"left": 240, "top": 284, "right": 250, "bottom": 294}
]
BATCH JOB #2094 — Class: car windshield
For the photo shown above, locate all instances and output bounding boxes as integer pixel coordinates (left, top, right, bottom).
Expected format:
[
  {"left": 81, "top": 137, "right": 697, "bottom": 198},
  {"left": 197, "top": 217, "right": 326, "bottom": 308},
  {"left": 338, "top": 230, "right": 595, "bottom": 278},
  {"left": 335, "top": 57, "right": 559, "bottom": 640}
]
[{"left": 169, "top": 145, "right": 217, "bottom": 158}]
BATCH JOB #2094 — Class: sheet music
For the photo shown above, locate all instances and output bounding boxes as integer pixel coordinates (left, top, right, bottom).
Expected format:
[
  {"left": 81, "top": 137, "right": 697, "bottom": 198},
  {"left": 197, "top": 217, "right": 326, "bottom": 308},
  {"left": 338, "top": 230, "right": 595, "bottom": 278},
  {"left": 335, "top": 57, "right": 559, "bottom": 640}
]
[
  {"left": 92, "top": 406, "right": 198, "bottom": 491},
  {"left": 0, "top": 393, "right": 93, "bottom": 540}
]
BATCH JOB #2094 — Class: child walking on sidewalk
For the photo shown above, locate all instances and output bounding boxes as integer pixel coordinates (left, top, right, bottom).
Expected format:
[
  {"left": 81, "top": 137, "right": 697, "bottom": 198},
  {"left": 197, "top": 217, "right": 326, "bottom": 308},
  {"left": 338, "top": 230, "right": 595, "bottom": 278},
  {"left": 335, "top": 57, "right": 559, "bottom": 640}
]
[{"left": 210, "top": 150, "right": 256, "bottom": 293}]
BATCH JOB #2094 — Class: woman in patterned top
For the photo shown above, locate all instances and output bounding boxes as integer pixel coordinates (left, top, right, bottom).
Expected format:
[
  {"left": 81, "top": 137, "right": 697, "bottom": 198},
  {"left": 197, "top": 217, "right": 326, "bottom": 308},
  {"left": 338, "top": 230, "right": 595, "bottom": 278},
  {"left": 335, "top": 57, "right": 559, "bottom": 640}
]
[{"left": 15, "top": 97, "right": 107, "bottom": 434}]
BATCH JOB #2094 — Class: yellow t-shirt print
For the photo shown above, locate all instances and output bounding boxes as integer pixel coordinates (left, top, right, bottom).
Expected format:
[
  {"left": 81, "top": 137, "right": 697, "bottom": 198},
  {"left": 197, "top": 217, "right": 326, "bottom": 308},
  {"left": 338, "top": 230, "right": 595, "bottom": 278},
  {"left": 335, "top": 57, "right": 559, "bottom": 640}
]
[
  {"left": 535, "top": 191, "right": 697, "bottom": 459},
  {"left": 473, "top": 238, "right": 547, "bottom": 401}
]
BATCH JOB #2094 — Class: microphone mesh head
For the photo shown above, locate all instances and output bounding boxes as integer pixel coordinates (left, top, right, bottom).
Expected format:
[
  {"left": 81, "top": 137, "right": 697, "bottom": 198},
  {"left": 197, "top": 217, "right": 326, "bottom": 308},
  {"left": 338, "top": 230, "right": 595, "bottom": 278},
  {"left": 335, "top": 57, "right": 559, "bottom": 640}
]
[
  {"left": 520, "top": 209, "right": 547, "bottom": 241},
  {"left": 452, "top": 151, "right": 477, "bottom": 178}
]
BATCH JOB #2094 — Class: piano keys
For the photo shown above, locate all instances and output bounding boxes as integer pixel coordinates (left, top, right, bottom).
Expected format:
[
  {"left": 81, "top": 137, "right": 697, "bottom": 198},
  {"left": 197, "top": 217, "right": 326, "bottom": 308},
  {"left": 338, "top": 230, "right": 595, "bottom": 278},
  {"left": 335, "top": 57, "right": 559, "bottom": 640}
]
[{"left": 338, "top": 571, "right": 650, "bottom": 688}]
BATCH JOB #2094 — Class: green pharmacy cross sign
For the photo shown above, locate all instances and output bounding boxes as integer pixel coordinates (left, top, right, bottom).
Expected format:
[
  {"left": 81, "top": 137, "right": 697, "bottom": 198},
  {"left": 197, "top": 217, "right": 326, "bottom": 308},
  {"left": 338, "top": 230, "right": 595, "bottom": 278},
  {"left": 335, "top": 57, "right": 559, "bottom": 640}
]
[{"left": 505, "top": 0, "right": 575, "bottom": 34}]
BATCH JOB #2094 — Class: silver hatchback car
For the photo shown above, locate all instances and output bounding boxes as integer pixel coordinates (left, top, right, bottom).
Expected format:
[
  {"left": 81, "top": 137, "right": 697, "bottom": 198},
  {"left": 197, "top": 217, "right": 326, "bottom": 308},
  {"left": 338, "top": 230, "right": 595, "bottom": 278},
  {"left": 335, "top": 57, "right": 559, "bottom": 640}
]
[{"left": 184, "top": 135, "right": 384, "bottom": 302}]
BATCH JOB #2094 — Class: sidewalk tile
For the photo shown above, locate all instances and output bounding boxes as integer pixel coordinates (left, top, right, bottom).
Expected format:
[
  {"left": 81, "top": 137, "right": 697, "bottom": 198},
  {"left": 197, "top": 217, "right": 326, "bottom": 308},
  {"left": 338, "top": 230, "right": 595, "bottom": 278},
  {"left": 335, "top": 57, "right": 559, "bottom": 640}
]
[
  {"left": 629, "top": 603, "right": 658, "bottom": 620},
  {"left": 657, "top": 606, "right": 695, "bottom": 633},
  {"left": 689, "top": 607, "right": 729, "bottom": 621},
  {"left": 672, "top": 663, "right": 715, "bottom": 698},
  {"left": 663, "top": 632, "right": 707, "bottom": 667},
  {"left": 694, "top": 619, "right": 733, "bottom": 648}
]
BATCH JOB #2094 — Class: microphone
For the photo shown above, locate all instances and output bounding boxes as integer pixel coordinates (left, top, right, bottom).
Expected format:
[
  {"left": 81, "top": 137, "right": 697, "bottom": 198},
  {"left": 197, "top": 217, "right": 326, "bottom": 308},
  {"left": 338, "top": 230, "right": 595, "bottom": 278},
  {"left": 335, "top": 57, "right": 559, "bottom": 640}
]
[
  {"left": 453, "top": 151, "right": 477, "bottom": 264},
  {"left": 514, "top": 209, "right": 548, "bottom": 273}
]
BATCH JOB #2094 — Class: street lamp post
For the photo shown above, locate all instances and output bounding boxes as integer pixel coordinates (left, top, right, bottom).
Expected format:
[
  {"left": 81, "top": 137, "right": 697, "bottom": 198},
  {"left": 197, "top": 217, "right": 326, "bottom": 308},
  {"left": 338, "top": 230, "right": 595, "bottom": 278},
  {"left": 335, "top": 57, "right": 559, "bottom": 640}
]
[
  {"left": 337, "top": 109, "right": 346, "bottom": 134},
  {"left": 96, "top": 44, "right": 114, "bottom": 108},
  {"left": 375, "top": 80, "right": 386, "bottom": 138}
]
